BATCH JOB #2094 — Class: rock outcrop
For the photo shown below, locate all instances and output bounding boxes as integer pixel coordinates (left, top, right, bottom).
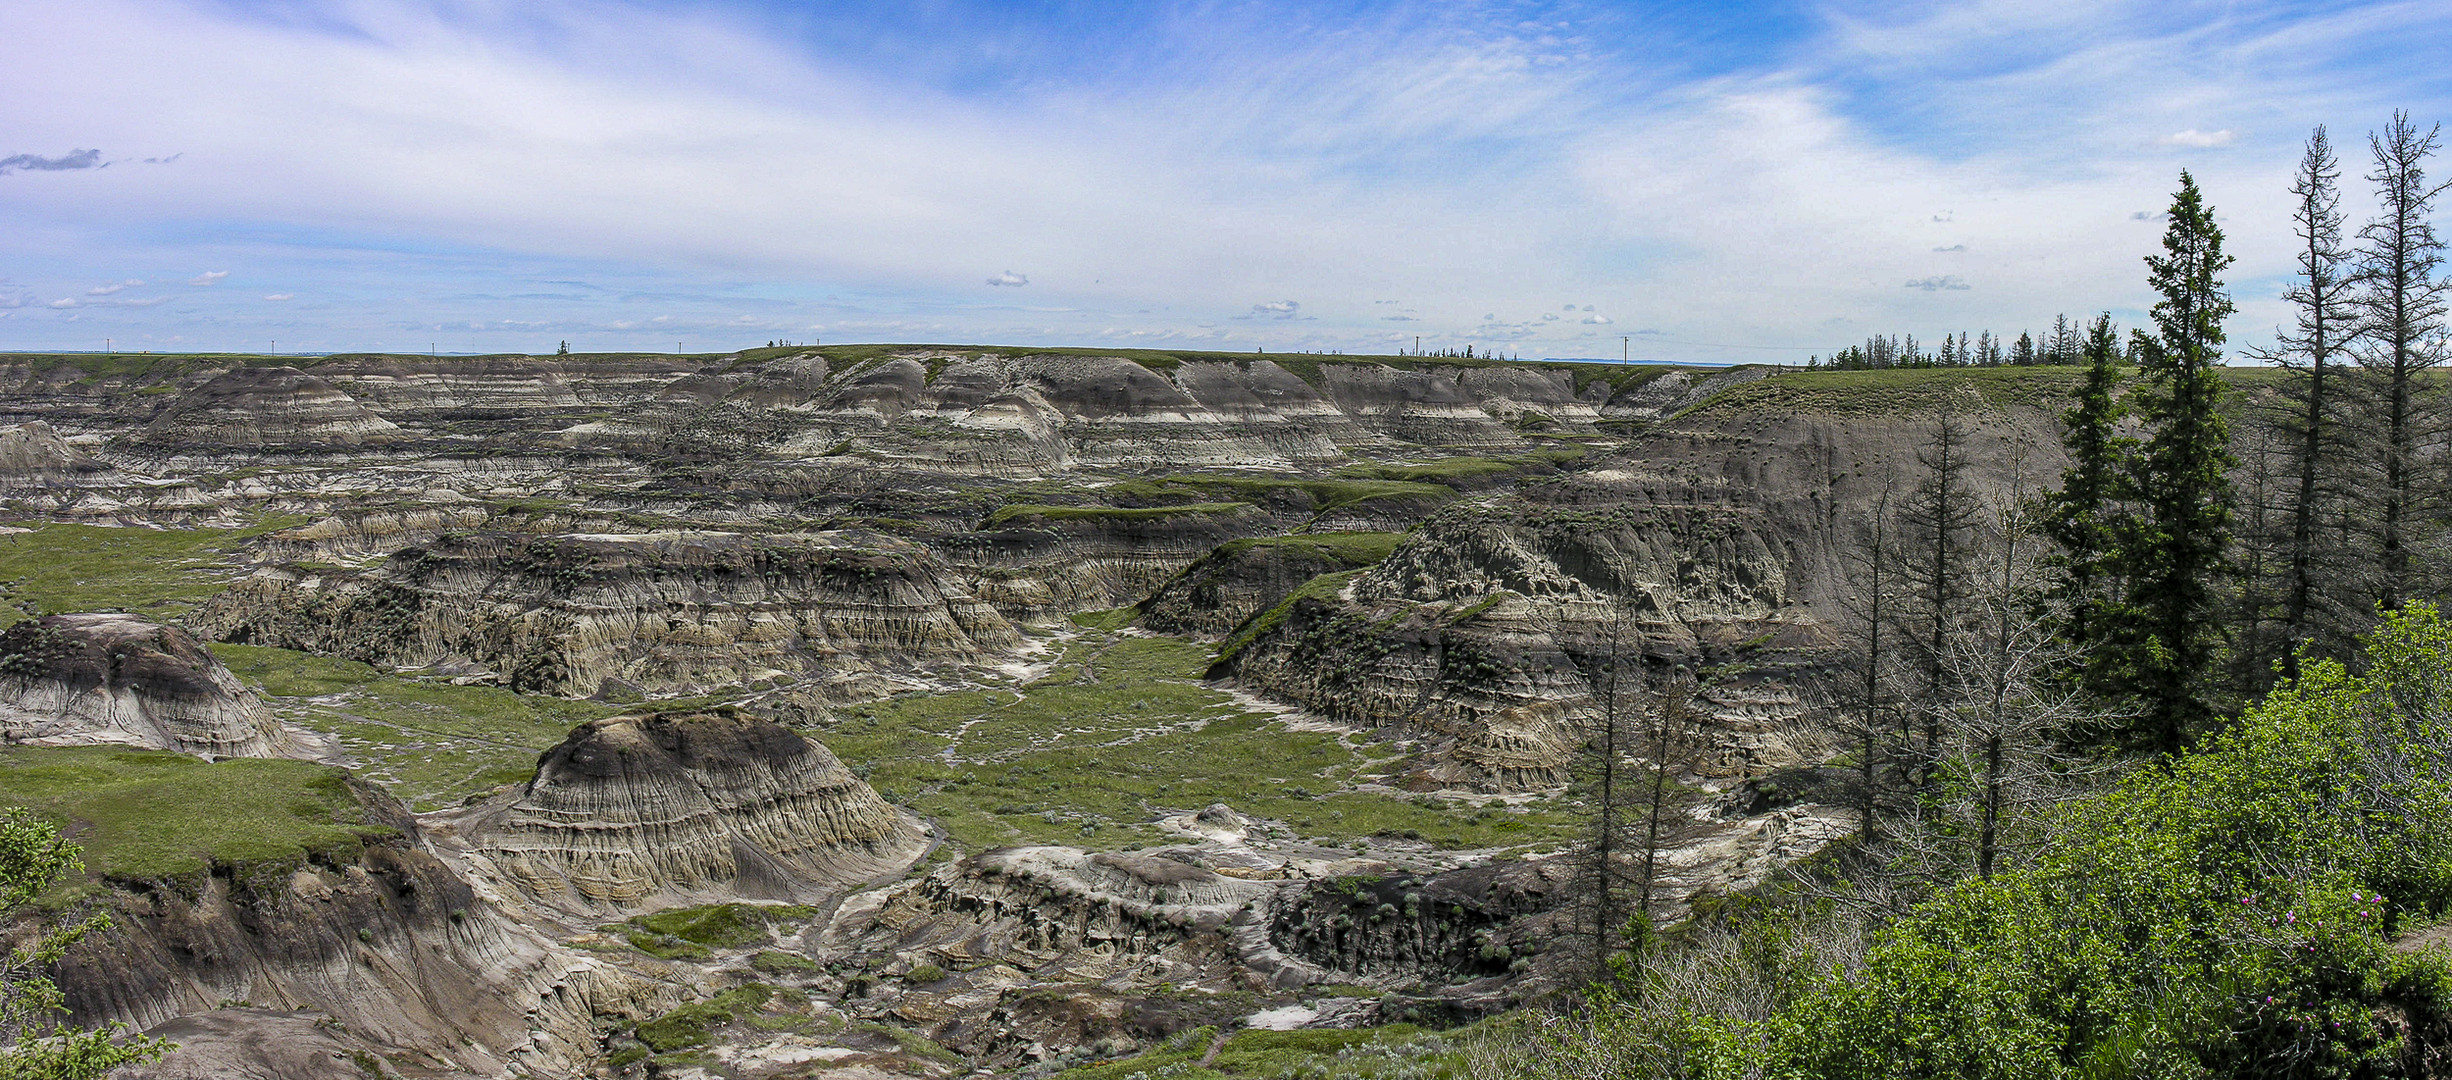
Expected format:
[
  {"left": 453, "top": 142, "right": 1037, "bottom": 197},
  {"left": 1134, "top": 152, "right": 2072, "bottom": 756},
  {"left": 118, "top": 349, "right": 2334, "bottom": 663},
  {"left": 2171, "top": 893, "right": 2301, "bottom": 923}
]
[
  {"left": 0, "top": 420, "right": 105, "bottom": 485},
  {"left": 469, "top": 709, "right": 925, "bottom": 910},
  {"left": 848, "top": 846, "right": 1276, "bottom": 982},
  {"left": 1137, "top": 533, "right": 1402, "bottom": 636},
  {"left": 192, "top": 528, "right": 1023, "bottom": 697},
  {"left": 54, "top": 775, "right": 661, "bottom": 1079},
  {"left": 140, "top": 366, "right": 402, "bottom": 448},
  {"left": 0, "top": 614, "right": 304, "bottom": 758}
]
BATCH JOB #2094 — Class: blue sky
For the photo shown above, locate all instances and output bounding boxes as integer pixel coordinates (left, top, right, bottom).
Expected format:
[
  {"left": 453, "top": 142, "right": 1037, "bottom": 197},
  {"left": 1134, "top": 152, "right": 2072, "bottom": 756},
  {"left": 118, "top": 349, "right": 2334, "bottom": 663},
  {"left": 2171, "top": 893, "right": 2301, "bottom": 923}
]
[{"left": 3, "top": 0, "right": 2448, "bottom": 360}]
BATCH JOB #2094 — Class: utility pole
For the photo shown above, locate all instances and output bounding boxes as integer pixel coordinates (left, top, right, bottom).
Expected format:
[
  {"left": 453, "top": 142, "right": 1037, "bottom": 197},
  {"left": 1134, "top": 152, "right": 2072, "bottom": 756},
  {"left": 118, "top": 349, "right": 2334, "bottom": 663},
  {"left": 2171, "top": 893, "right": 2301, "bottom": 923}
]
[
  {"left": 105, "top": 338, "right": 111, "bottom": 355},
  {"left": 1414, "top": 335, "right": 1420, "bottom": 356},
  {"left": 270, "top": 340, "right": 276, "bottom": 356},
  {"left": 1623, "top": 336, "right": 1629, "bottom": 364}
]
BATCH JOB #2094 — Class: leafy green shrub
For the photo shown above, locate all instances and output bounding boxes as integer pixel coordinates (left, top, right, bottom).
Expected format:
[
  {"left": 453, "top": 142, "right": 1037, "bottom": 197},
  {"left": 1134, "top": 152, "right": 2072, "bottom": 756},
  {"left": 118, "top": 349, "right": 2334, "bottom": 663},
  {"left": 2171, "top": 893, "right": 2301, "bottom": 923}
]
[{"left": 1542, "top": 603, "right": 2452, "bottom": 1079}]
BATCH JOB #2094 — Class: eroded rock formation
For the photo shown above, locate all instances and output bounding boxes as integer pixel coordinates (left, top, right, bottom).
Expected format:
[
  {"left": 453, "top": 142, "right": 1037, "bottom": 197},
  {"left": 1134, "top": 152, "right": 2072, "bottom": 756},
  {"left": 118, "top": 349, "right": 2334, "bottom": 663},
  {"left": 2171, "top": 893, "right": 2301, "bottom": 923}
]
[
  {"left": 140, "top": 366, "right": 402, "bottom": 448},
  {"left": 55, "top": 776, "right": 661, "bottom": 1079},
  {"left": 0, "top": 613, "right": 305, "bottom": 758},
  {"left": 469, "top": 709, "right": 925, "bottom": 910},
  {"left": 193, "top": 528, "right": 1023, "bottom": 697}
]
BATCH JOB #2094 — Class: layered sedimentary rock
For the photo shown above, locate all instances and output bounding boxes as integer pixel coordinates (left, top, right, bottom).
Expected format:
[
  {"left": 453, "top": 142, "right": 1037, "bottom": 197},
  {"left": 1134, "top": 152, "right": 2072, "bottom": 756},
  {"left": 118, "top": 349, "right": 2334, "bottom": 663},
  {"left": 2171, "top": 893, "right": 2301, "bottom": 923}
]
[
  {"left": 471, "top": 709, "right": 924, "bottom": 909},
  {"left": 0, "top": 420, "right": 106, "bottom": 485},
  {"left": 856, "top": 846, "right": 1276, "bottom": 980},
  {"left": 947, "top": 504, "right": 1278, "bottom": 622},
  {"left": 56, "top": 776, "right": 660, "bottom": 1079},
  {"left": 1138, "top": 533, "right": 1401, "bottom": 636},
  {"left": 140, "top": 366, "right": 401, "bottom": 447},
  {"left": 192, "top": 528, "right": 1023, "bottom": 696},
  {"left": 0, "top": 614, "right": 302, "bottom": 758},
  {"left": 1218, "top": 584, "right": 1603, "bottom": 792}
]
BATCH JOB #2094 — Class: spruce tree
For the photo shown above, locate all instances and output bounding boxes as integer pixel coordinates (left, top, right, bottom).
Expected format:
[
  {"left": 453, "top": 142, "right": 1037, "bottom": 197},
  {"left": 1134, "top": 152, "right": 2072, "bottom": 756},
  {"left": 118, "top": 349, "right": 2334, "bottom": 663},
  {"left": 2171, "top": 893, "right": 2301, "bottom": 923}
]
[
  {"left": 2043, "top": 314, "right": 2130, "bottom": 694},
  {"left": 2122, "top": 172, "right": 2237, "bottom": 754}
]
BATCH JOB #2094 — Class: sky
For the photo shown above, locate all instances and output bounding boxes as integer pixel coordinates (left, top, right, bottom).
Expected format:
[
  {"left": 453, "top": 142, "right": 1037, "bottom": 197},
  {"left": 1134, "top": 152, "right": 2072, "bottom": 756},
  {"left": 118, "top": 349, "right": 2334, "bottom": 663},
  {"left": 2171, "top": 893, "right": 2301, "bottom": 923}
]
[{"left": 3, "top": 0, "right": 2449, "bottom": 362}]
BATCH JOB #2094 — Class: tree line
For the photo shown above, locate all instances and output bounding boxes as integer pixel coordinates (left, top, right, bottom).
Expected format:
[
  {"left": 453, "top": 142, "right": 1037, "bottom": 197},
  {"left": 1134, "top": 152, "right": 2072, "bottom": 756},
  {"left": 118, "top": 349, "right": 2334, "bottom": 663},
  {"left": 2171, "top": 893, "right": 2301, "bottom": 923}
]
[{"left": 1814, "top": 316, "right": 2103, "bottom": 369}]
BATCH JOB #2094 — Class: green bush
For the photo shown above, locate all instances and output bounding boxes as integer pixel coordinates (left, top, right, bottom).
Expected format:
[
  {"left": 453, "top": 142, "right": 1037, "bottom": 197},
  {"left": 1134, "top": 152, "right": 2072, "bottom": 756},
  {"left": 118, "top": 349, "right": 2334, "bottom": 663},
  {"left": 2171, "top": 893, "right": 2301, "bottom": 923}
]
[{"left": 1569, "top": 603, "right": 2452, "bottom": 1079}]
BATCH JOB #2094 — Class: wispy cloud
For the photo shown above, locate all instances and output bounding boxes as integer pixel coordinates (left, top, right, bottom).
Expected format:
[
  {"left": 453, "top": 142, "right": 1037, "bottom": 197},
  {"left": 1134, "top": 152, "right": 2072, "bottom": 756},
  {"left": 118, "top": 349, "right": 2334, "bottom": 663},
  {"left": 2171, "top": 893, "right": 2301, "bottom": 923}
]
[
  {"left": 87, "top": 279, "right": 141, "bottom": 295},
  {"left": 0, "top": 0, "right": 2441, "bottom": 355},
  {"left": 2162, "top": 128, "right": 2237, "bottom": 148},
  {"left": 0, "top": 148, "right": 102, "bottom": 175},
  {"left": 188, "top": 271, "right": 228, "bottom": 286},
  {"left": 264, "top": 293, "right": 294, "bottom": 301}
]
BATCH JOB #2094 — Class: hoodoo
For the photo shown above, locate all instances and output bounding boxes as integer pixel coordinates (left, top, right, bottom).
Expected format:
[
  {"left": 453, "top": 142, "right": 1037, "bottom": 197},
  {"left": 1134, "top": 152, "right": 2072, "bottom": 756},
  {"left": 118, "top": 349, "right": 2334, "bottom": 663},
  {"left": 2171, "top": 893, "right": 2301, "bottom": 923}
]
[
  {"left": 475, "top": 709, "right": 925, "bottom": 909},
  {"left": 0, "top": 613, "right": 304, "bottom": 758}
]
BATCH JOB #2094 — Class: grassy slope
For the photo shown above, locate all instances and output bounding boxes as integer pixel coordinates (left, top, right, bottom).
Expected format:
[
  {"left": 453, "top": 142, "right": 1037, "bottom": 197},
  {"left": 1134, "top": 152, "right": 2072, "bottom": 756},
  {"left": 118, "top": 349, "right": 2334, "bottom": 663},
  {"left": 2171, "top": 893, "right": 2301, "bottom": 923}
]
[
  {"left": 210, "top": 645, "right": 628, "bottom": 811},
  {"left": 0, "top": 521, "right": 303, "bottom": 624},
  {"left": 0, "top": 746, "right": 377, "bottom": 882}
]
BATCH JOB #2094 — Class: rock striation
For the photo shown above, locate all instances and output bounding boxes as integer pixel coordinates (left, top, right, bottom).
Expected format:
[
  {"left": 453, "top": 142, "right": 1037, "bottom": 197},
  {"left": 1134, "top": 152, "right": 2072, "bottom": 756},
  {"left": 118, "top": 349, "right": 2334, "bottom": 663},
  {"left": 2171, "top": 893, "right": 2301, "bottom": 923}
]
[
  {"left": 192, "top": 528, "right": 1023, "bottom": 697},
  {"left": 470, "top": 709, "right": 925, "bottom": 910},
  {"left": 140, "top": 366, "right": 402, "bottom": 448},
  {"left": 0, "top": 613, "right": 304, "bottom": 758},
  {"left": 0, "top": 420, "right": 106, "bottom": 485},
  {"left": 56, "top": 776, "right": 662, "bottom": 1079}
]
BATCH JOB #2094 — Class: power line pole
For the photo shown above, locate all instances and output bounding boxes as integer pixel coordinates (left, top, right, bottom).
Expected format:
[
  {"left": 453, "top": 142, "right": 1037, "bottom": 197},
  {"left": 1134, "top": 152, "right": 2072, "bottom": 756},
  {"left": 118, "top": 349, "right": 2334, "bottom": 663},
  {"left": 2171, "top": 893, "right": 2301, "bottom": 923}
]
[{"left": 1623, "top": 335, "right": 1629, "bottom": 364}]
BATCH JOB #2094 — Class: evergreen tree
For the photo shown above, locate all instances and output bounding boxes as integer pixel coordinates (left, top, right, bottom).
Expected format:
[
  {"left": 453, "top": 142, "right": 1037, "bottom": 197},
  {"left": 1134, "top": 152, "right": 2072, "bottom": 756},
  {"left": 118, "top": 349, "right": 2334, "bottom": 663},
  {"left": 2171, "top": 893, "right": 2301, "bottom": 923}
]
[
  {"left": 2049, "top": 315, "right": 2082, "bottom": 365},
  {"left": 2043, "top": 314, "right": 2130, "bottom": 695},
  {"left": 2121, "top": 171, "right": 2237, "bottom": 754},
  {"left": 2011, "top": 331, "right": 2037, "bottom": 367}
]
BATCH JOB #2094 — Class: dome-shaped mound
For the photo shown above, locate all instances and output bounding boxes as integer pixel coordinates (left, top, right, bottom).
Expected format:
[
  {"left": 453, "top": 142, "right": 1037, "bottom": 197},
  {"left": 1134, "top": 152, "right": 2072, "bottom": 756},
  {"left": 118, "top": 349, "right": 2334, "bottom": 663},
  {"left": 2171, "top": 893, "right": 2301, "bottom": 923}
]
[
  {"left": 477, "top": 709, "right": 924, "bottom": 909},
  {"left": 0, "top": 613, "right": 306, "bottom": 759}
]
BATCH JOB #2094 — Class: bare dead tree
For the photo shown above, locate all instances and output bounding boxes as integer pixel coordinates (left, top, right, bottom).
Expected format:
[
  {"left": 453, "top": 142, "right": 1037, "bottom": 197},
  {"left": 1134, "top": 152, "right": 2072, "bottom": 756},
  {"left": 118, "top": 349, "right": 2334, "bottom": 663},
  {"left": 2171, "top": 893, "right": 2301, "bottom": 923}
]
[{"left": 2352, "top": 112, "right": 2451, "bottom": 611}]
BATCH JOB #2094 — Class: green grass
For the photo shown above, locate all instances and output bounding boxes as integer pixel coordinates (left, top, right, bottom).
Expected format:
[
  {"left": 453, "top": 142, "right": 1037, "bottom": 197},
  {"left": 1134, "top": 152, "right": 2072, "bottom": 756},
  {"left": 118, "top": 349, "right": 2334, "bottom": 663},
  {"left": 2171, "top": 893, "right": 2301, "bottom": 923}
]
[
  {"left": 630, "top": 902, "right": 817, "bottom": 949},
  {"left": 1213, "top": 532, "right": 1407, "bottom": 567},
  {"left": 1104, "top": 475, "right": 1455, "bottom": 515},
  {"left": 985, "top": 502, "right": 1254, "bottom": 528},
  {"left": 210, "top": 644, "right": 627, "bottom": 811},
  {"left": 1332, "top": 447, "right": 1584, "bottom": 485},
  {"left": 1215, "top": 570, "right": 1363, "bottom": 663},
  {"left": 1054, "top": 1020, "right": 1516, "bottom": 1079},
  {"left": 633, "top": 984, "right": 780, "bottom": 1053},
  {"left": 1679, "top": 365, "right": 2089, "bottom": 419},
  {"left": 0, "top": 746, "right": 382, "bottom": 883},
  {"left": 815, "top": 631, "right": 1571, "bottom": 854},
  {"left": 0, "top": 520, "right": 305, "bottom": 624}
]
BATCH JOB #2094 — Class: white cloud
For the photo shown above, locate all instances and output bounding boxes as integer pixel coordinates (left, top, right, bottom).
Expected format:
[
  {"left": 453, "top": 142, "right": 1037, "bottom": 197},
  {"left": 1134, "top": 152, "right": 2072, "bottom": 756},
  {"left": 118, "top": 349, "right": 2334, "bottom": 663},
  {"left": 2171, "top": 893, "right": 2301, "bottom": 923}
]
[
  {"left": 87, "top": 279, "right": 140, "bottom": 295},
  {"left": 1905, "top": 275, "right": 1972, "bottom": 291},
  {"left": 1252, "top": 300, "right": 1301, "bottom": 317},
  {"left": 986, "top": 270, "right": 1028, "bottom": 287},
  {"left": 188, "top": 271, "right": 228, "bottom": 286},
  {"left": 0, "top": 0, "right": 2438, "bottom": 356},
  {"left": 47, "top": 298, "right": 75, "bottom": 308},
  {"left": 2163, "top": 128, "right": 2237, "bottom": 148},
  {"left": 264, "top": 293, "right": 293, "bottom": 301},
  {"left": 1582, "top": 313, "right": 1610, "bottom": 324}
]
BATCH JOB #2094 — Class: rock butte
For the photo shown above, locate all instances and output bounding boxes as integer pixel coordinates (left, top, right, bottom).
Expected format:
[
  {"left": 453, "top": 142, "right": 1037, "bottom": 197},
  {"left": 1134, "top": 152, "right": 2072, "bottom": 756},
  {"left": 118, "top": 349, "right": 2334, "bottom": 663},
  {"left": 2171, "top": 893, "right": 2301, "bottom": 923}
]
[
  {"left": 469, "top": 709, "right": 926, "bottom": 910},
  {"left": 0, "top": 613, "right": 310, "bottom": 759}
]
